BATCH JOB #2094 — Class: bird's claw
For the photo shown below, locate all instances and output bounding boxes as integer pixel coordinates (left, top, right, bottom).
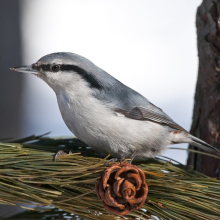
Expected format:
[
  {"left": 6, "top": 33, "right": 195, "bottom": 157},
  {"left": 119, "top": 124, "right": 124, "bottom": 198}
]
[
  {"left": 105, "top": 151, "right": 137, "bottom": 166},
  {"left": 53, "top": 150, "right": 73, "bottom": 162},
  {"left": 105, "top": 158, "right": 119, "bottom": 167}
]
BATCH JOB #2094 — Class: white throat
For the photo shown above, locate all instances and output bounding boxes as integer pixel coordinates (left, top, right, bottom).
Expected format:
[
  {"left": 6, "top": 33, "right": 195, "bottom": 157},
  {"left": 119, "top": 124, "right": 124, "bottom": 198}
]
[{"left": 54, "top": 75, "right": 111, "bottom": 148}]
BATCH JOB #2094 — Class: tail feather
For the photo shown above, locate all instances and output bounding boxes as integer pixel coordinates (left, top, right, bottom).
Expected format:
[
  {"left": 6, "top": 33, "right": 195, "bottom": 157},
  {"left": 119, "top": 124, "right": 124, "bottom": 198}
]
[{"left": 189, "top": 135, "right": 218, "bottom": 153}]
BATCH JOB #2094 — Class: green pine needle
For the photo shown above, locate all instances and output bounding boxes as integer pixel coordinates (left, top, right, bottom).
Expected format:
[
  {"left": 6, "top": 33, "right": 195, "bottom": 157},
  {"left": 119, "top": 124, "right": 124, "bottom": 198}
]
[{"left": 0, "top": 135, "right": 220, "bottom": 220}]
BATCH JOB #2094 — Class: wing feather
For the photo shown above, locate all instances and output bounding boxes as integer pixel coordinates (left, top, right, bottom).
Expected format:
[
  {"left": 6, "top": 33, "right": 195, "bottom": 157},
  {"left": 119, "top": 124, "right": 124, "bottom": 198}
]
[{"left": 114, "top": 105, "right": 187, "bottom": 132}]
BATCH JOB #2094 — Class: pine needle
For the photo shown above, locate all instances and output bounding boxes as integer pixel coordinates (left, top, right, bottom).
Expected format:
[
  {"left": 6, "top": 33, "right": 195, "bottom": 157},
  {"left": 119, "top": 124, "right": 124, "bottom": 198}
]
[{"left": 0, "top": 135, "right": 220, "bottom": 219}]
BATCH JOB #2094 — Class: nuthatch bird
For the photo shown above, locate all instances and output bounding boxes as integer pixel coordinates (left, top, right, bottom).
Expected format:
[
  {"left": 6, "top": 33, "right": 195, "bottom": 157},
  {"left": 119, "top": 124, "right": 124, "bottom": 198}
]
[{"left": 10, "top": 52, "right": 218, "bottom": 161}]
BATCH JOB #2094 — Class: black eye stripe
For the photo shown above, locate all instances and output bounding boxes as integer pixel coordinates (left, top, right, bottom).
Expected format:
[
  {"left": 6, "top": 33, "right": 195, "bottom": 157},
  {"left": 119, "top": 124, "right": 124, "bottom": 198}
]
[
  {"left": 34, "top": 64, "right": 85, "bottom": 72},
  {"left": 60, "top": 65, "right": 86, "bottom": 73},
  {"left": 32, "top": 64, "right": 102, "bottom": 90},
  {"left": 42, "top": 64, "right": 50, "bottom": 71},
  {"left": 32, "top": 64, "right": 40, "bottom": 71},
  {"left": 60, "top": 65, "right": 103, "bottom": 90}
]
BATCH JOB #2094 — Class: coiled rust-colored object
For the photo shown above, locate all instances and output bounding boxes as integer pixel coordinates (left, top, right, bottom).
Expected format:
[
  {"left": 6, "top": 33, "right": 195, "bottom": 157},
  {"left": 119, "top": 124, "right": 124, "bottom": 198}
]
[{"left": 95, "top": 162, "right": 148, "bottom": 215}]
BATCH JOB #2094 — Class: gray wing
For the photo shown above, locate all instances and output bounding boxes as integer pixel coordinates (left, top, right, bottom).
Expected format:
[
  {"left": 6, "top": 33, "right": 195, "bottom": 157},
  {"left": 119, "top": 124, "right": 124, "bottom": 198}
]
[{"left": 114, "top": 105, "right": 187, "bottom": 132}]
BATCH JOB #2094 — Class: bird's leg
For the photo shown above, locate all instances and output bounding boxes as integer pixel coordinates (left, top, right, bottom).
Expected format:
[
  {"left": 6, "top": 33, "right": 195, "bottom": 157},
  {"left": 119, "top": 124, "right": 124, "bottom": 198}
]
[
  {"left": 127, "top": 151, "right": 137, "bottom": 164},
  {"left": 119, "top": 155, "right": 126, "bottom": 163},
  {"left": 105, "top": 151, "right": 138, "bottom": 167},
  {"left": 105, "top": 155, "right": 127, "bottom": 166},
  {"left": 120, "top": 151, "right": 138, "bottom": 163},
  {"left": 105, "top": 158, "right": 119, "bottom": 167}
]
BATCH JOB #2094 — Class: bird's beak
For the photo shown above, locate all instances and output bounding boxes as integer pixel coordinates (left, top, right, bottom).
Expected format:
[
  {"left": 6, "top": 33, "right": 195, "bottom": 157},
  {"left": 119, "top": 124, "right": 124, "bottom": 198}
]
[{"left": 10, "top": 65, "right": 39, "bottom": 74}]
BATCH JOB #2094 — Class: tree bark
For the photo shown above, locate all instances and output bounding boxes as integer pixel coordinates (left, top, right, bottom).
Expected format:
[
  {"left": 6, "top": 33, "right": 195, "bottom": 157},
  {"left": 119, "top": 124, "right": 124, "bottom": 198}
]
[{"left": 187, "top": 0, "right": 220, "bottom": 177}]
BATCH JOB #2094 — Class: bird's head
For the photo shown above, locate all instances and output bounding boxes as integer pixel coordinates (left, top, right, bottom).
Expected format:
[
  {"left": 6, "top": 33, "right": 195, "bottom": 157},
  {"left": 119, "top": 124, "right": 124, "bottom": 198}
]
[{"left": 10, "top": 52, "right": 104, "bottom": 93}]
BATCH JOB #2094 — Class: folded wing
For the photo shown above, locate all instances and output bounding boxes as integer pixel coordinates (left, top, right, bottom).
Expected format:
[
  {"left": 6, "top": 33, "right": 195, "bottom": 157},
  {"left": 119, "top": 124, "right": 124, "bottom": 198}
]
[{"left": 114, "top": 104, "right": 187, "bottom": 132}]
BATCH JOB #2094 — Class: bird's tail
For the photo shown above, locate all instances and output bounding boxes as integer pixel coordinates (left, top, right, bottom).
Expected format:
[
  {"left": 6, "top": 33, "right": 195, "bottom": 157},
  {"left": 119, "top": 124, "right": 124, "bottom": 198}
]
[{"left": 189, "top": 135, "right": 218, "bottom": 154}]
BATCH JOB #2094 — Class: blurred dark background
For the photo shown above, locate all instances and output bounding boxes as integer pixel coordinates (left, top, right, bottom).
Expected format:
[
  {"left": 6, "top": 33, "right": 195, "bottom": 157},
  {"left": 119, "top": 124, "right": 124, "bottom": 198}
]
[
  {"left": 0, "top": 0, "right": 24, "bottom": 217},
  {"left": 0, "top": 0, "right": 23, "bottom": 140}
]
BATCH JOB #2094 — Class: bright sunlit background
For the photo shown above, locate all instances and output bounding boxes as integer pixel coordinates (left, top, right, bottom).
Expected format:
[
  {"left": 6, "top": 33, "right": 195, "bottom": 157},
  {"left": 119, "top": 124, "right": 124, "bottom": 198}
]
[{"left": 19, "top": 0, "right": 202, "bottom": 164}]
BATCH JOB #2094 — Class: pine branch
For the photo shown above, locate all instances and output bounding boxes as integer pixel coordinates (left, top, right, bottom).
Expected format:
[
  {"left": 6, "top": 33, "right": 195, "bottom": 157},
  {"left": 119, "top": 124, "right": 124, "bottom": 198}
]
[{"left": 0, "top": 135, "right": 220, "bottom": 219}]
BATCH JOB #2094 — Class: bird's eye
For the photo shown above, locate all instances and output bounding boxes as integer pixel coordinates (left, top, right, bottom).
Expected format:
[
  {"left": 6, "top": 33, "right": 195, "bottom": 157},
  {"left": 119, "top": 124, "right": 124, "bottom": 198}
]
[
  {"left": 42, "top": 65, "right": 50, "bottom": 71},
  {"left": 51, "top": 65, "right": 60, "bottom": 72}
]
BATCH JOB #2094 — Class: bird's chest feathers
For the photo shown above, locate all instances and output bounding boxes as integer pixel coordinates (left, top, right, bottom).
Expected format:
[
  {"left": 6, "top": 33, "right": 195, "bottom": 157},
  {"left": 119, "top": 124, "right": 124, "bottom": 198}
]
[{"left": 56, "top": 88, "right": 110, "bottom": 142}]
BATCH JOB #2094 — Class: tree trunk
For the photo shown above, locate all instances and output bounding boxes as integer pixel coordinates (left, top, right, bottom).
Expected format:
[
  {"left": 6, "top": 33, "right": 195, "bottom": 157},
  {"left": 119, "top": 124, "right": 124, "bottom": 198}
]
[{"left": 187, "top": 0, "right": 220, "bottom": 178}]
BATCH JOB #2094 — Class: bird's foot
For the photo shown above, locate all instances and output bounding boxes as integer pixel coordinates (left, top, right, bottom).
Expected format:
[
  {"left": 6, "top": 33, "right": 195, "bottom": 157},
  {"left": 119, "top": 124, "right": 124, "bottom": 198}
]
[
  {"left": 105, "top": 151, "right": 137, "bottom": 166},
  {"left": 105, "top": 158, "right": 119, "bottom": 167},
  {"left": 128, "top": 151, "right": 137, "bottom": 164},
  {"left": 53, "top": 150, "right": 73, "bottom": 162}
]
